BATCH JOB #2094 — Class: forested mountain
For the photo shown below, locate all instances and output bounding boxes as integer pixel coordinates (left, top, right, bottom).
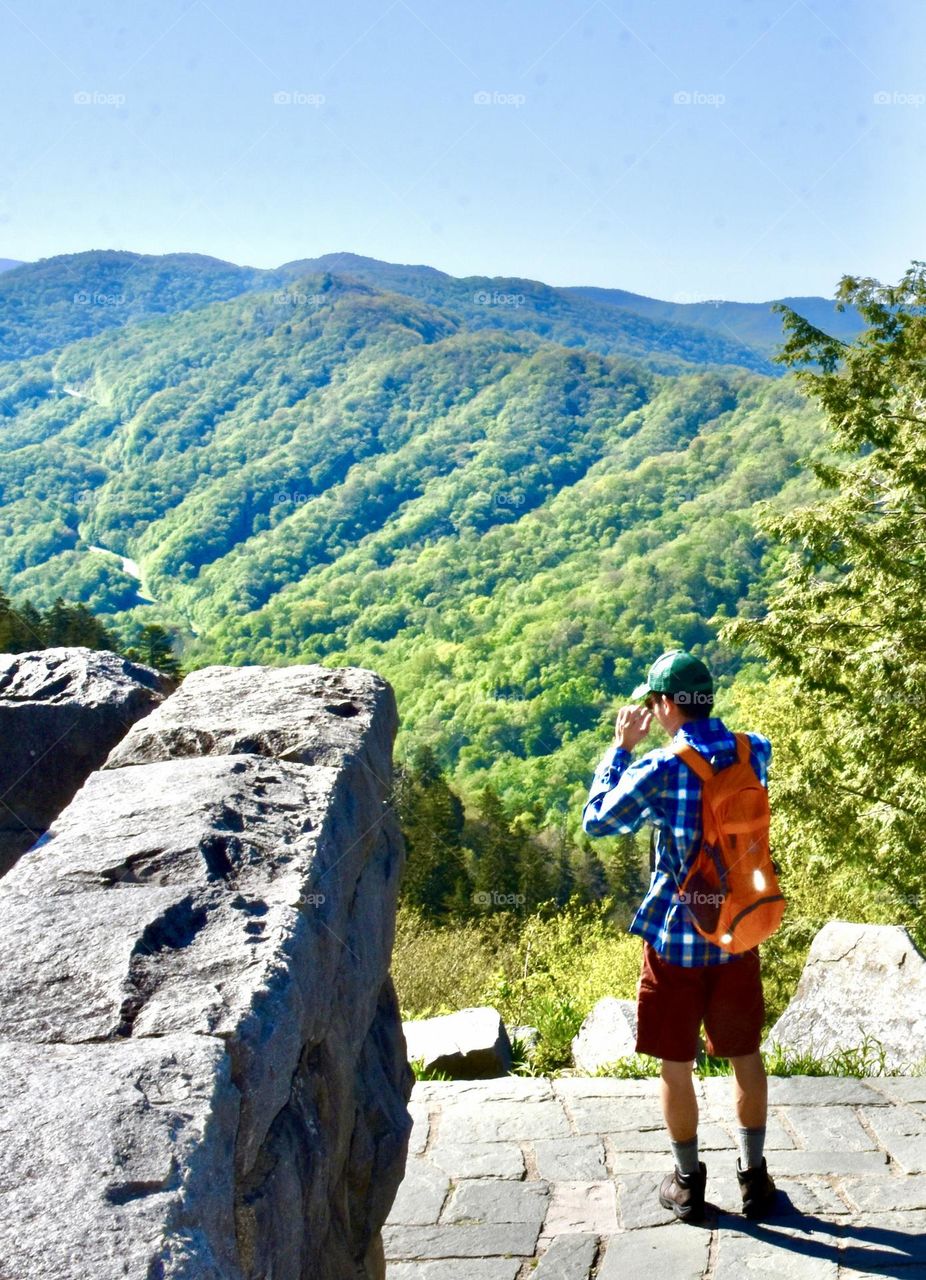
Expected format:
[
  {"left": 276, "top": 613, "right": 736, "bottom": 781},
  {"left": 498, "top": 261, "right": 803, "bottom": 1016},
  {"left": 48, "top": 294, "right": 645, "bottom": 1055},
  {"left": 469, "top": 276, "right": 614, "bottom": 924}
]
[
  {"left": 0, "top": 248, "right": 858, "bottom": 372},
  {"left": 271, "top": 253, "right": 778, "bottom": 374},
  {"left": 0, "top": 251, "right": 265, "bottom": 361},
  {"left": 0, "top": 259, "right": 22, "bottom": 274},
  {"left": 0, "top": 261, "right": 826, "bottom": 826}
]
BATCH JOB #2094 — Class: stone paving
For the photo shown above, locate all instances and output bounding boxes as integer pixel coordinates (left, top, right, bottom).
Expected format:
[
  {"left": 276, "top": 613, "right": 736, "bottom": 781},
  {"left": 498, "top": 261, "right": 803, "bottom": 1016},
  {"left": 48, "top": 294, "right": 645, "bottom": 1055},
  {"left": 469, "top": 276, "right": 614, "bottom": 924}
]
[{"left": 383, "top": 1074, "right": 926, "bottom": 1278}]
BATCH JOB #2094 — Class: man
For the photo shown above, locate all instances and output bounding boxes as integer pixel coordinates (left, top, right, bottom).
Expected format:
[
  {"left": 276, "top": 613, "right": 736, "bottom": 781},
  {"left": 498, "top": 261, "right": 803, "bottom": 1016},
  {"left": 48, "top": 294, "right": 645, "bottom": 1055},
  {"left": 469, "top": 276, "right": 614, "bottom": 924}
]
[{"left": 582, "top": 649, "right": 776, "bottom": 1223}]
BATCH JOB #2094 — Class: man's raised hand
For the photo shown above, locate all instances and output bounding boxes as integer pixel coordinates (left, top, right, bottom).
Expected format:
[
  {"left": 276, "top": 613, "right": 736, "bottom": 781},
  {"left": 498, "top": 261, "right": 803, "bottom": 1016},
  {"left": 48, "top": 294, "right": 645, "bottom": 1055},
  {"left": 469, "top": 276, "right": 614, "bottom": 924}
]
[{"left": 613, "top": 703, "right": 652, "bottom": 751}]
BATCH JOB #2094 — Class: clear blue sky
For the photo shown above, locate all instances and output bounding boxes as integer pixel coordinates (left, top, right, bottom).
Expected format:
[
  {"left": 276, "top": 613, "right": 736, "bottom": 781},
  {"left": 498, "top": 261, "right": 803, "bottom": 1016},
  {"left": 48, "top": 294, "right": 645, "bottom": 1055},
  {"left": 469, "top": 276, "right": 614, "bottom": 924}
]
[{"left": 1, "top": 0, "right": 922, "bottom": 300}]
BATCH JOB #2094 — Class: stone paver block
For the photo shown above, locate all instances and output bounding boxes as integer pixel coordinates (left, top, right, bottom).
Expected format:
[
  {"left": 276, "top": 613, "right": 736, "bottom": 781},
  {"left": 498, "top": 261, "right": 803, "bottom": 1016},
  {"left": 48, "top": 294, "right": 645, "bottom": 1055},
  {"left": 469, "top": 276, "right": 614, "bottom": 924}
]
[
  {"left": 767, "top": 1078, "right": 887, "bottom": 1107},
  {"left": 426, "top": 1140, "right": 525, "bottom": 1179},
  {"left": 543, "top": 1181, "right": 618, "bottom": 1234},
  {"left": 878, "top": 1136, "right": 926, "bottom": 1175},
  {"left": 771, "top": 1149, "right": 889, "bottom": 1177},
  {"left": 868, "top": 1077, "right": 926, "bottom": 1105},
  {"left": 616, "top": 1172, "right": 677, "bottom": 1230},
  {"left": 785, "top": 1106, "right": 878, "bottom": 1152},
  {"left": 532, "top": 1134, "right": 607, "bottom": 1181},
  {"left": 860, "top": 1101, "right": 926, "bottom": 1139},
  {"left": 437, "top": 1099, "right": 571, "bottom": 1143},
  {"left": 605, "top": 1145, "right": 674, "bottom": 1174},
  {"left": 382, "top": 1221, "right": 540, "bottom": 1259},
  {"left": 532, "top": 1232, "right": 598, "bottom": 1278},
  {"left": 553, "top": 1077, "right": 661, "bottom": 1099},
  {"left": 440, "top": 1177, "right": 549, "bottom": 1228},
  {"left": 839, "top": 1175, "right": 926, "bottom": 1212},
  {"left": 412, "top": 1077, "right": 553, "bottom": 1103},
  {"left": 596, "top": 1222, "right": 710, "bottom": 1279},
  {"left": 712, "top": 1219, "right": 840, "bottom": 1278},
  {"left": 387, "top": 1159, "right": 450, "bottom": 1225},
  {"left": 387, "top": 1260, "right": 522, "bottom": 1280},
  {"left": 562, "top": 1096, "right": 664, "bottom": 1136}
]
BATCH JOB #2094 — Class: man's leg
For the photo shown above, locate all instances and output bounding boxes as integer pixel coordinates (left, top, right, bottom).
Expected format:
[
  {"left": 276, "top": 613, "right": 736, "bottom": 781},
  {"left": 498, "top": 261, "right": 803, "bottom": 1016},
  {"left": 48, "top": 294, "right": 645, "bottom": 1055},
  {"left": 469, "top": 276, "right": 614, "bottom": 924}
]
[
  {"left": 657, "top": 1057, "right": 705, "bottom": 1219},
  {"left": 635, "top": 946, "right": 707, "bottom": 1220},
  {"left": 730, "top": 1050, "right": 767, "bottom": 1130},
  {"left": 660, "top": 1058, "right": 698, "bottom": 1141},
  {"left": 730, "top": 1051, "right": 768, "bottom": 1172},
  {"left": 703, "top": 954, "right": 775, "bottom": 1215}
]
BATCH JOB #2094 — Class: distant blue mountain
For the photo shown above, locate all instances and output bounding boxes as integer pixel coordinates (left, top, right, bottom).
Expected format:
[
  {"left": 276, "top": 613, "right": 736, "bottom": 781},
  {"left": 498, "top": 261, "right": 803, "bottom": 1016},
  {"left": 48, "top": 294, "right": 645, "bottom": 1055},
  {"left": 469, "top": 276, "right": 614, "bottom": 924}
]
[{"left": 561, "top": 285, "right": 863, "bottom": 357}]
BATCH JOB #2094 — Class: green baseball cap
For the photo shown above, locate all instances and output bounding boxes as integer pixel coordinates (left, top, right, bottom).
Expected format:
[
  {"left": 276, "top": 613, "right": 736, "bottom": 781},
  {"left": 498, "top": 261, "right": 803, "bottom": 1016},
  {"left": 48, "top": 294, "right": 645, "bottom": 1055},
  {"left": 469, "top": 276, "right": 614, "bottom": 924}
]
[{"left": 630, "top": 649, "right": 714, "bottom": 705}]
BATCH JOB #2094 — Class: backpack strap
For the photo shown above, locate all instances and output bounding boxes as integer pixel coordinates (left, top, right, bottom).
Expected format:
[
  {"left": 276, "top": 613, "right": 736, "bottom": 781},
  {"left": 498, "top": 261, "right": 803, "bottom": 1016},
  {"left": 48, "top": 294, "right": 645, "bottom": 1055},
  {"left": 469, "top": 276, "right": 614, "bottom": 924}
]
[
  {"left": 673, "top": 734, "right": 752, "bottom": 778},
  {"left": 669, "top": 741, "right": 714, "bottom": 782}
]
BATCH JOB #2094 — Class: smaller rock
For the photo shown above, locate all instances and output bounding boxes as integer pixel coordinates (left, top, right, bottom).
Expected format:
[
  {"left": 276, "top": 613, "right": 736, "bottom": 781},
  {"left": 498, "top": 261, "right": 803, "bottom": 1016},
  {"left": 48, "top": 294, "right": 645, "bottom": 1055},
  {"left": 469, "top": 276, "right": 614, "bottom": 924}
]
[
  {"left": 508, "top": 1024, "right": 539, "bottom": 1053},
  {"left": 571, "top": 997, "right": 637, "bottom": 1074},
  {"left": 0, "top": 647, "right": 171, "bottom": 876},
  {"left": 403, "top": 1007, "right": 512, "bottom": 1079}
]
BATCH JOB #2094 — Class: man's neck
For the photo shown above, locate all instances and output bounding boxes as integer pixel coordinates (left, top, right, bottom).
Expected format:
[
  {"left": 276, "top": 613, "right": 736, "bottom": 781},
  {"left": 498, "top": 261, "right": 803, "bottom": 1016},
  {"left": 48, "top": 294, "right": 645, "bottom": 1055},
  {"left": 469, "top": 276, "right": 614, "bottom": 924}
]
[{"left": 673, "top": 715, "right": 719, "bottom": 738}]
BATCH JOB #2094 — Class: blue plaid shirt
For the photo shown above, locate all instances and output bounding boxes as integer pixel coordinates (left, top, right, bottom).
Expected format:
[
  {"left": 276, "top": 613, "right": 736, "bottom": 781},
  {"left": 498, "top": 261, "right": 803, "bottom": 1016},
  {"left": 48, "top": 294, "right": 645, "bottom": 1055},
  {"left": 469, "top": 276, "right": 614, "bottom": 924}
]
[{"left": 582, "top": 717, "right": 772, "bottom": 967}]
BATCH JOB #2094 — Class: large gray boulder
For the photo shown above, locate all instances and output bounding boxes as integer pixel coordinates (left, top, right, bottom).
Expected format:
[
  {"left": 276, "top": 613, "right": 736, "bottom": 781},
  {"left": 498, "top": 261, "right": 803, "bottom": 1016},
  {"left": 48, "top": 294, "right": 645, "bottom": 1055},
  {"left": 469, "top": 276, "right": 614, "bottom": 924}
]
[
  {"left": 402, "top": 1007, "right": 512, "bottom": 1079},
  {"left": 571, "top": 997, "right": 638, "bottom": 1073},
  {"left": 0, "top": 663, "right": 412, "bottom": 1279},
  {"left": 0, "top": 646, "right": 171, "bottom": 875},
  {"left": 764, "top": 921, "right": 926, "bottom": 1072},
  {"left": 104, "top": 661, "right": 384, "bottom": 770}
]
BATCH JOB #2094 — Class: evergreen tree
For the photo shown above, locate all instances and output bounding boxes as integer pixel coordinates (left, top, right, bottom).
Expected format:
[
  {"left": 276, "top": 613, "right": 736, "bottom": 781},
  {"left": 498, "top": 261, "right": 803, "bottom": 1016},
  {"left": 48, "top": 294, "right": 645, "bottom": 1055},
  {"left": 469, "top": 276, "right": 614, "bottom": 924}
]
[
  {"left": 0, "top": 587, "right": 42, "bottom": 651},
  {"left": 17, "top": 602, "right": 45, "bottom": 648},
  {"left": 512, "top": 816, "right": 553, "bottom": 913},
  {"left": 63, "top": 602, "right": 116, "bottom": 649},
  {"left": 471, "top": 785, "right": 521, "bottom": 912},
  {"left": 573, "top": 841, "right": 609, "bottom": 905},
  {"left": 396, "top": 744, "right": 469, "bottom": 919},
  {"left": 125, "top": 623, "right": 181, "bottom": 677},
  {"left": 603, "top": 833, "right": 650, "bottom": 914},
  {"left": 42, "top": 597, "right": 73, "bottom": 646},
  {"left": 726, "top": 263, "right": 926, "bottom": 946}
]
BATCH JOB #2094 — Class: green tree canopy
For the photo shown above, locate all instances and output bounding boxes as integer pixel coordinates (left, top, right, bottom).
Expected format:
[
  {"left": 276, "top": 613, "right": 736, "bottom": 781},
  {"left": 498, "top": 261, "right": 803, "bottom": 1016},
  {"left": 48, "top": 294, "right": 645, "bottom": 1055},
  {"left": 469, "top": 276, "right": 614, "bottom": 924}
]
[{"left": 726, "top": 262, "right": 926, "bottom": 946}]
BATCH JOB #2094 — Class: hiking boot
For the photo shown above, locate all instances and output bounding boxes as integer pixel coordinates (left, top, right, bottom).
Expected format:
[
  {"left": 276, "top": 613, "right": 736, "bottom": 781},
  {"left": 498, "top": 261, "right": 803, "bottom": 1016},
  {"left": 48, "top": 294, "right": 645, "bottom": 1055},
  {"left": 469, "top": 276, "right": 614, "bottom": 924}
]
[
  {"left": 658, "top": 1160, "right": 707, "bottom": 1222},
  {"left": 736, "top": 1156, "right": 776, "bottom": 1218}
]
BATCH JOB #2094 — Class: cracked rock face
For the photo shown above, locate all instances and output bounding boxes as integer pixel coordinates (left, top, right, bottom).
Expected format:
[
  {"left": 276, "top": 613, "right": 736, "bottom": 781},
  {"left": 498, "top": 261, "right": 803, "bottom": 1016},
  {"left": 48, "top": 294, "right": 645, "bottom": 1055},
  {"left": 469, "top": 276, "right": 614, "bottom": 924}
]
[
  {"left": 0, "top": 662, "right": 413, "bottom": 1280},
  {"left": 763, "top": 921, "right": 926, "bottom": 1071},
  {"left": 0, "top": 646, "right": 172, "bottom": 876}
]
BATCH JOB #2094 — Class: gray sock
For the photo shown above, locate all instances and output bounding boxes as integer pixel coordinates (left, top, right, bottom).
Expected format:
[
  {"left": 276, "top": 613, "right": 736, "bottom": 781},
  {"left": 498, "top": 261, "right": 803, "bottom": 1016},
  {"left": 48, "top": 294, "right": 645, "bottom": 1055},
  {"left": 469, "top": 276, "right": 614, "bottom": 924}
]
[
  {"left": 738, "top": 1125, "right": 766, "bottom": 1171},
  {"left": 670, "top": 1135, "right": 699, "bottom": 1175}
]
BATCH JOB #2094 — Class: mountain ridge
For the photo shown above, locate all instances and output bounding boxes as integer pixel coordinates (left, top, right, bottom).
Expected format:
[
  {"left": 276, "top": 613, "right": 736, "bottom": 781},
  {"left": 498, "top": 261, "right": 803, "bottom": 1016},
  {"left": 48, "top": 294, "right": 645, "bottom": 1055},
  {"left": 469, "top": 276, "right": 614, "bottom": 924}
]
[{"left": 0, "top": 249, "right": 862, "bottom": 372}]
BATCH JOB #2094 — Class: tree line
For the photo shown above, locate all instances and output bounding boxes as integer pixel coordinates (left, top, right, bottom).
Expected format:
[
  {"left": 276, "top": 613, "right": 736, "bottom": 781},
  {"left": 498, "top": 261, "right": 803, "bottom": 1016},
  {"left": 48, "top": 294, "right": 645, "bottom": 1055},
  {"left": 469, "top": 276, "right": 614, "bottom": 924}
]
[{"left": 0, "top": 584, "right": 180, "bottom": 676}]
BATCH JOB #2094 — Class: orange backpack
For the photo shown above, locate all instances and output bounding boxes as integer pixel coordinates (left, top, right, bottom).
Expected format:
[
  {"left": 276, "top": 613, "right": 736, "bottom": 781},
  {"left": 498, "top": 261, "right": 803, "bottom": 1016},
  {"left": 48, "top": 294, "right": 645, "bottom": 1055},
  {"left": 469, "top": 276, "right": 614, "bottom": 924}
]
[{"left": 671, "top": 733, "right": 785, "bottom": 954}]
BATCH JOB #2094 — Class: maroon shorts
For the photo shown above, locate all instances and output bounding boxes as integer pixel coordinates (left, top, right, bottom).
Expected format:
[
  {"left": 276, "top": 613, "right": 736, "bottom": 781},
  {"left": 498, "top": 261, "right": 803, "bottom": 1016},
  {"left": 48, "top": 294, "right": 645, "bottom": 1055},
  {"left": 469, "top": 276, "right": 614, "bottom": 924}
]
[{"left": 634, "top": 942, "right": 765, "bottom": 1062}]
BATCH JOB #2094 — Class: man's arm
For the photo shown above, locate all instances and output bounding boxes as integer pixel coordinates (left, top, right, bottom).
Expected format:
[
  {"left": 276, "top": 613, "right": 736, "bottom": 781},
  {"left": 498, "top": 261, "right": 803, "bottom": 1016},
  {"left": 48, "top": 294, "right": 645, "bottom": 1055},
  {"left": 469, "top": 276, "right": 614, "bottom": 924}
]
[{"left": 582, "top": 703, "right": 664, "bottom": 837}]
